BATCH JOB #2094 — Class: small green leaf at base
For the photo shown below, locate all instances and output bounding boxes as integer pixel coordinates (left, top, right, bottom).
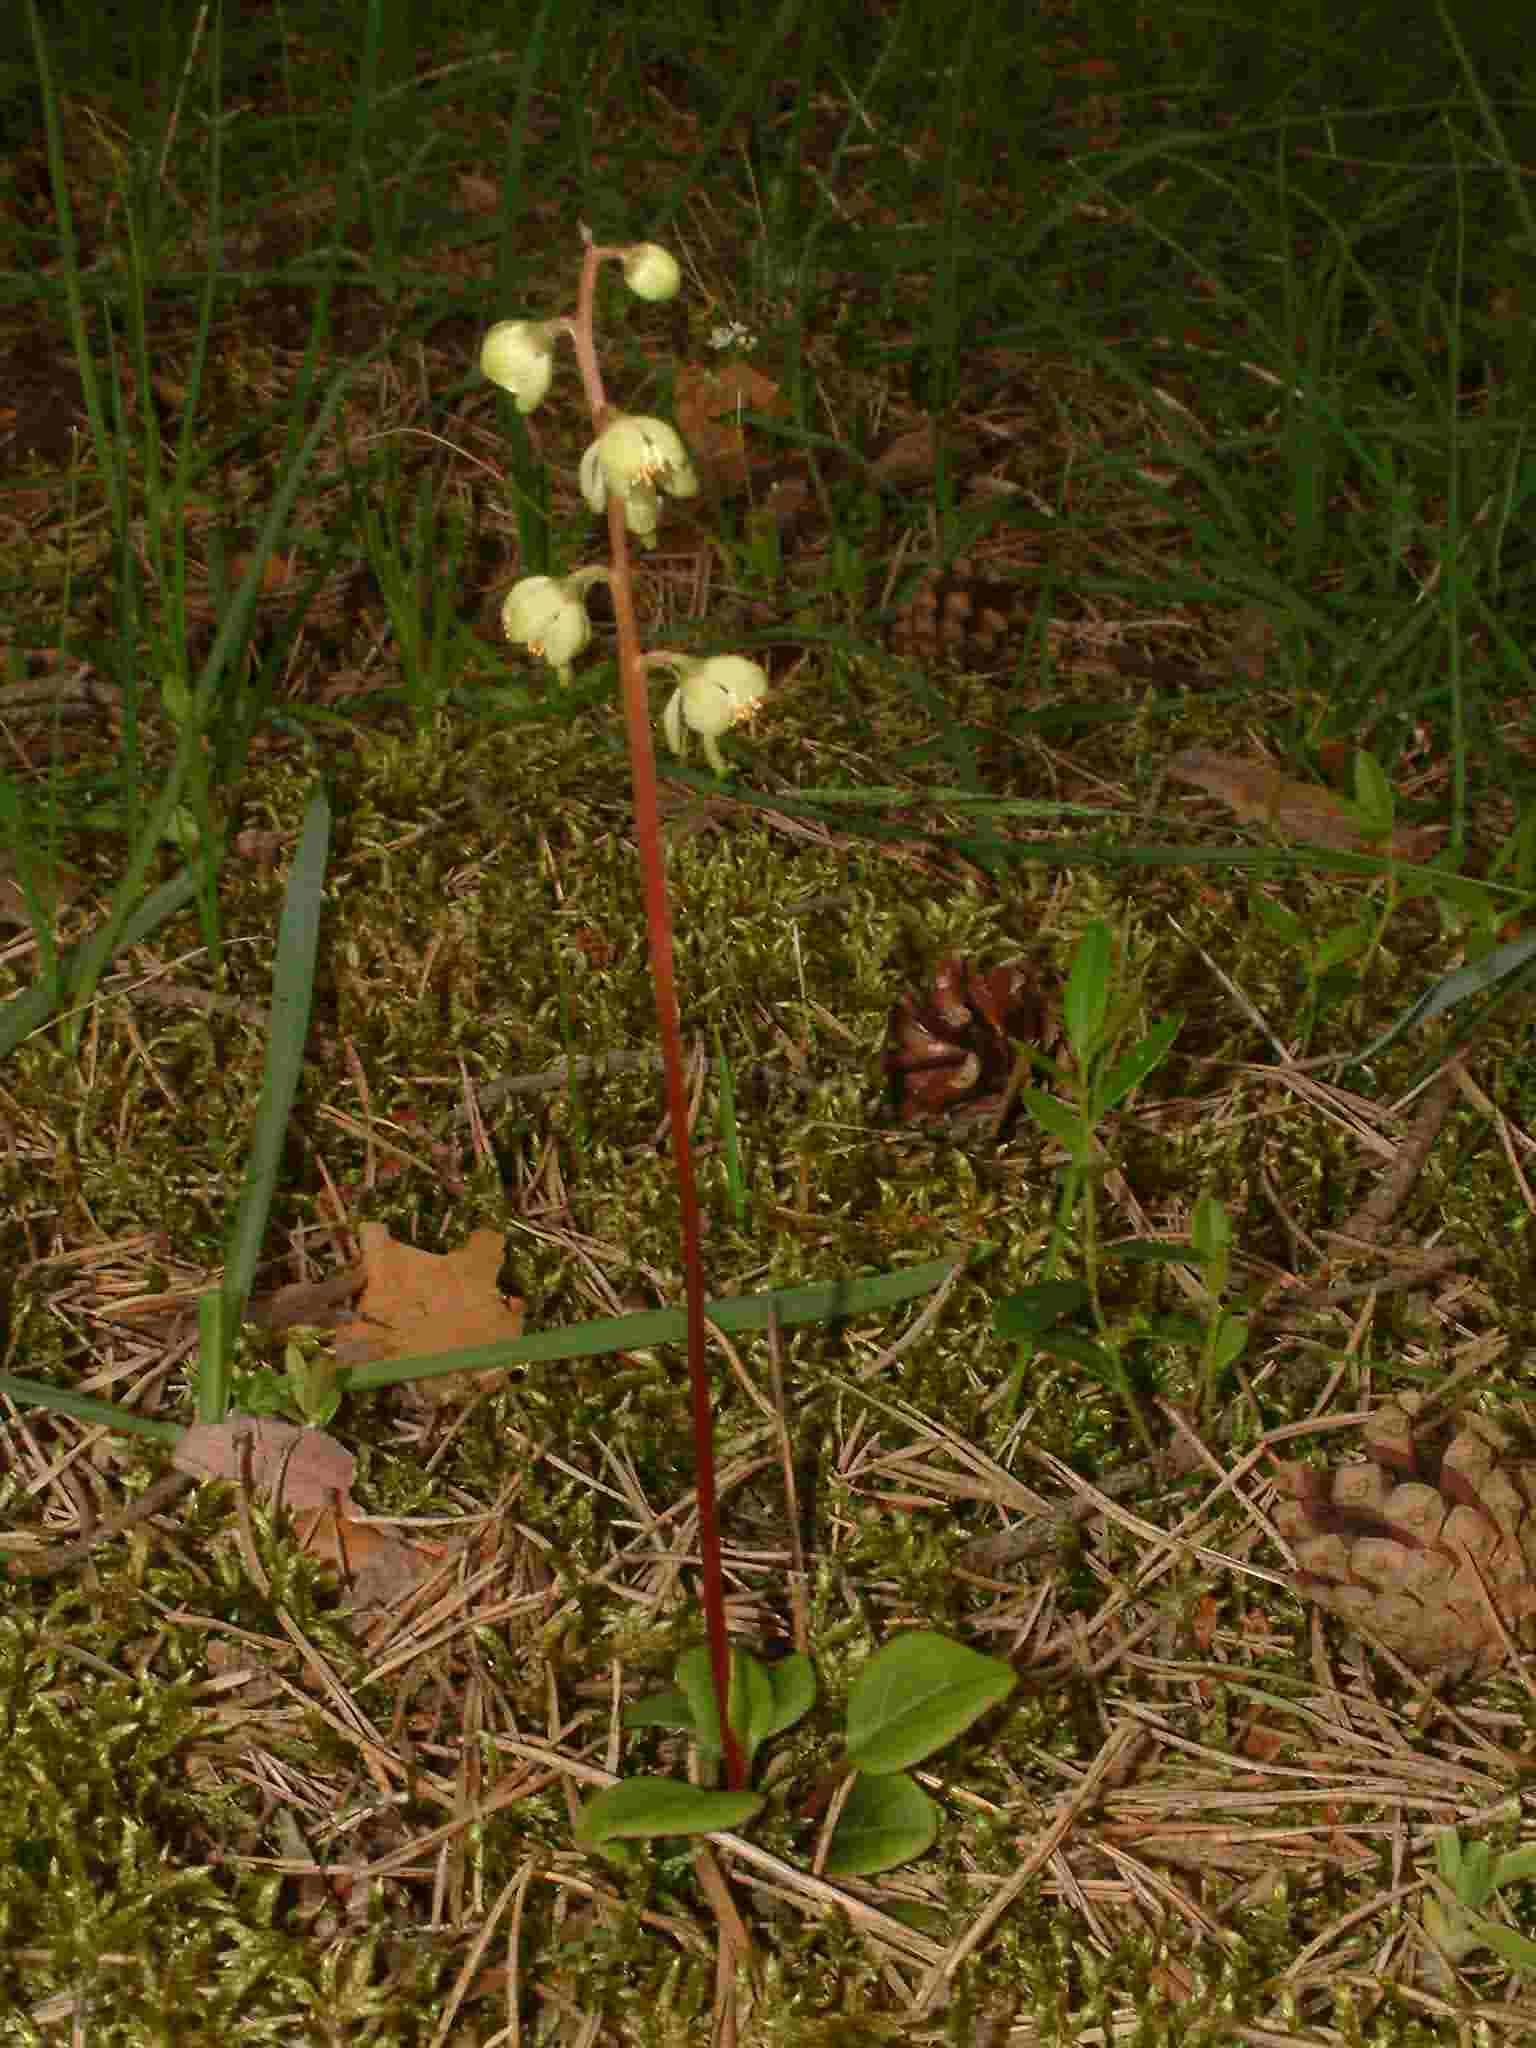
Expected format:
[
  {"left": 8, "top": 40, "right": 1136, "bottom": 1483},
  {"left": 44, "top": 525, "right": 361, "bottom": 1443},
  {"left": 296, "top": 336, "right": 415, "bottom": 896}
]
[
  {"left": 667, "top": 1645, "right": 817, "bottom": 1773},
  {"left": 844, "top": 1632, "right": 1017, "bottom": 1776},
  {"left": 763, "top": 1651, "right": 817, "bottom": 1739},
  {"left": 1472, "top": 1916, "right": 1536, "bottom": 1975},
  {"left": 823, "top": 1771, "right": 938, "bottom": 1877},
  {"left": 621, "top": 1685, "right": 695, "bottom": 1735},
  {"left": 574, "top": 1777, "right": 763, "bottom": 1852}
]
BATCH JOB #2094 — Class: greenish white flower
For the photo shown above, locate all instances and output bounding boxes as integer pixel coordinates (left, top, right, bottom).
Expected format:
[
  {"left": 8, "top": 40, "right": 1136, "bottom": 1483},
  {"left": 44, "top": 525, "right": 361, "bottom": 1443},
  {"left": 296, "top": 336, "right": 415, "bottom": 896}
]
[
  {"left": 621, "top": 242, "right": 682, "bottom": 303},
  {"left": 479, "top": 320, "right": 556, "bottom": 413},
  {"left": 580, "top": 414, "right": 698, "bottom": 544},
  {"left": 501, "top": 575, "right": 592, "bottom": 683},
  {"left": 620, "top": 481, "right": 661, "bottom": 544},
  {"left": 659, "top": 655, "right": 768, "bottom": 776}
]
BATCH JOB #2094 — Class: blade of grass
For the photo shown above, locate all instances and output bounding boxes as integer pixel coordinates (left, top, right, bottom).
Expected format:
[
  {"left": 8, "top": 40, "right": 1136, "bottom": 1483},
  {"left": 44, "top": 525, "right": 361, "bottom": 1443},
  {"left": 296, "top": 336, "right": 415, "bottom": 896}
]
[
  {"left": 214, "top": 782, "right": 331, "bottom": 1347},
  {"left": 0, "top": 868, "right": 202, "bottom": 1059},
  {"left": 342, "top": 1254, "right": 967, "bottom": 1394},
  {"left": 57, "top": 373, "right": 355, "bottom": 1048}
]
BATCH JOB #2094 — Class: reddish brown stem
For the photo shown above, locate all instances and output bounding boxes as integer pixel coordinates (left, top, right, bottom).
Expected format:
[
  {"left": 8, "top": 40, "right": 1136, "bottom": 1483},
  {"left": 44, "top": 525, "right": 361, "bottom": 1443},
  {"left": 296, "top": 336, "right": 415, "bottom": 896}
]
[{"left": 576, "top": 230, "right": 744, "bottom": 1791}]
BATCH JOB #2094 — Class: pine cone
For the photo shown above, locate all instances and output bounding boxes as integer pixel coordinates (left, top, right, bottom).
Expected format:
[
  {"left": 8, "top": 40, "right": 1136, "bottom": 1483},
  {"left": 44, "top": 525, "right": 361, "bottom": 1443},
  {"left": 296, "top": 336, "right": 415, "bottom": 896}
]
[
  {"left": 1273, "top": 1394, "right": 1536, "bottom": 1680},
  {"left": 887, "top": 560, "right": 1025, "bottom": 669},
  {"left": 884, "top": 954, "right": 1046, "bottom": 1123}
]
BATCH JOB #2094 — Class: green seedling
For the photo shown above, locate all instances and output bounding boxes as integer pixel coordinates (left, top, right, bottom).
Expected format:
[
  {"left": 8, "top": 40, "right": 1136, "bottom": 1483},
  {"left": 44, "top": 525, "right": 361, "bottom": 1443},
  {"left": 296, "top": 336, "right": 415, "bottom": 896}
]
[
  {"left": 575, "top": 1630, "right": 1016, "bottom": 1880},
  {"left": 1339, "top": 804, "right": 1536, "bottom": 1076},
  {"left": 714, "top": 1029, "right": 750, "bottom": 1225},
  {"left": 1245, "top": 748, "right": 1416, "bottom": 1053},
  {"left": 359, "top": 472, "right": 478, "bottom": 731},
  {"left": 1423, "top": 1825, "right": 1536, "bottom": 1979},
  {"left": 1188, "top": 1193, "right": 1251, "bottom": 1421},
  {"left": 236, "top": 1338, "right": 344, "bottom": 1430},
  {"left": 1001, "top": 919, "right": 1182, "bottom": 1449},
  {"left": 1248, "top": 890, "right": 1374, "bottom": 1052}
]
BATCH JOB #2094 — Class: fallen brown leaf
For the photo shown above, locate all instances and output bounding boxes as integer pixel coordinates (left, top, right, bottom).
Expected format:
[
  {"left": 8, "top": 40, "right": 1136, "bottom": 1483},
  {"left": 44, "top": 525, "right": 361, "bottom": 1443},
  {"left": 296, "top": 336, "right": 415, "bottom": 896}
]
[
  {"left": 673, "top": 360, "right": 787, "bottom": 491},
  {"left": 0, "top": 853, "right": 84, "bottom": 929},
  {"left": 173, "top": 1414, "right": 357, "bottom": 1509},
  {"left": 334, "top": 1222, "right": 523, "bottom": 1402},
  {"left": 1168, "top": 749, "right": 1444, "bottom": 859},
  {"left": 173, "top": 1412, "right": 437, "bottom": 1616},
  {"left": 293, "top": 1501, "right": 437, "bottom": 1613},
  {"left": 867, "top": 421, "right": 981, "bottom": 485},
  {"left": 245, "top": 1263, "right": 364, "bottom": 1330}
]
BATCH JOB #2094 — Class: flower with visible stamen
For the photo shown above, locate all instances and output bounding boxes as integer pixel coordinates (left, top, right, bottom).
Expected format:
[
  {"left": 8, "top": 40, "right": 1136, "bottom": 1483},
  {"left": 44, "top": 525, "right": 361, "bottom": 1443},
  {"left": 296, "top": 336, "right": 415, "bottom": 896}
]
[
  {"left": 655, "top": 654, "right": 768, "bottom": 776},
  {"left": 501, "top": 572, "right": 605, "bottom": 684},
  {"left": 580, "top": 414, "right": 698, "bottom": 545}
]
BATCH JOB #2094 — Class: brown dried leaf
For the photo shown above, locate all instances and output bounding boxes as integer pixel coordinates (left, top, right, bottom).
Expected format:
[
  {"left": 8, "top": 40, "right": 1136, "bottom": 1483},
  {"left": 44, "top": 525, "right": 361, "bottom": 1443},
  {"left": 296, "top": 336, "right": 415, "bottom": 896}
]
[
  {"left": 173, "top": 1414, "right": 357, "bottom": 1510},
  {"left": 673, "top": 361, "right": 788, "bottom": 491},
  {"left": 456, "top": 171, "right": 501, "bottom": 215},
  {"left": 292, "top": 1503, "right": 436, "bottom": 1613},
  {"left": 173, "top": 1415, "right": 439, "bottom": 1620},
  {"left": 1168, "top": 749, "right": 1444, "bottom": 859},
  {"left": 867, "top": 421, "right": 979, "bottom": 485},
  {"left": 244, "top": 1264, "right": 364, "bottom": 1331},
  {"left": 0, "top": 854, "right": 84, "bottom": 929},
  {"left": 333, "top": 1222, "right": 524, "bottom": 1402}
]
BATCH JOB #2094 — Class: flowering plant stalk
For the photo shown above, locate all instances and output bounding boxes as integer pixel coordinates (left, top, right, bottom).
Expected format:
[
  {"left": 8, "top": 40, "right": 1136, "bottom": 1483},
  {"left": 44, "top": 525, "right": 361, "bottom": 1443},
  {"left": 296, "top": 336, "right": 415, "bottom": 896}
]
[{"left": 482, "top": 230, "right": 765, "bottom": 1788}]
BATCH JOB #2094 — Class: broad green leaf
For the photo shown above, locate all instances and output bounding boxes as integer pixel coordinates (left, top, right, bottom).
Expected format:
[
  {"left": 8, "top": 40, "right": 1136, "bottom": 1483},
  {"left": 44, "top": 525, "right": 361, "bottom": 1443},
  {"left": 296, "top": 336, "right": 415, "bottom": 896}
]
[
  {"left": 843, "top": 1632, "right": 1016, "bottom": 1776},
  {"left": 1190, "top": 1194, "right": 1230, "bottom": 1297},
  {"left": 676, "top": 1644, "right": 774, "bottom": 1769},
  {"left": 622, "top": 1686, "right": 696, "bottom": 1735},
  {"left": 1063, "top": 920, "right": 1113, "bottom": 1063},
  {"left": 822, "top": 1771, "right": 938, "bottom": 1878},
  {"left": 1445, "top": 1838, "right": 1496, "bottom": 1907},
  {"left": 1422, "top": 1893, "right": 1483, "bottom": 1964},
  {"left": 1435, "top": 1829, "right": 1464, "bottom": 1886},
  {"left": 992, "top": 1281, "right": 1090, "bottom": 1339},
  {"left": 1104, "top": 1240, "right": 1209, "bottom": 1266},
  {"left": 1190, "top": 1194, "right": 1230, "bottom": 1265},
  {"left": 573, "top": 1778, "right": 763, "bottom": 1850},
  {"left": 1031, "top": 1332, "right": 1126, "bottom": 1379},
  {"left": 1019, "top": 1088, "right": 1088, "bottom": 1151},
  {"left": 1470, "top": 1915, "right": 1536, "bottom": 1974},
  {"left": 1210, "top": 1314, "right": 1250, "bottom": 1372},
  {"left": 1135, "top": 1314, "right": 1207, "bottom": 1346},
  {"left": 1492, "top": 1845, "right": 1536, "bottom": 1887},
  {"left": 674, "top": 1645, "right": 813, "bottom": 1769},
  {"left": 762, "top": 1653, "right": 817, "bottom": 1741},
  {"left": 1313, "top": 922, "right": 1370, "bottom": 972},
  {"left": 1352, "top": 749, "right": 1395, "bottom": 832},
  {"left": 1094, "top": 1014, "right": 1181, "bottom": 1115},
  {"left": 1253, "top": 896, "right": 1305, "bottom": 944}
]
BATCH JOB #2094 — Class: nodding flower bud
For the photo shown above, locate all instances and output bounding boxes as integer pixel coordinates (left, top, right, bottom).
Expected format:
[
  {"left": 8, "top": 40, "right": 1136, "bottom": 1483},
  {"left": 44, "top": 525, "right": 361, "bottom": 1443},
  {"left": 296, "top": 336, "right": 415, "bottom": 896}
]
[
  {"left": 579, "top": 414, "right": 699, "bottom": 546},
  {"left": 500, "top": 574, "right": 593, "bottom": 684},
  {"left": 657, "top": 654, "right": 769, "bottom": 776},
  {"left": 479, "top": 320, "right": 556, "bottom": 414},
  {"left": 621, "top": 242, "right": 682, "bottom": 303}
]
